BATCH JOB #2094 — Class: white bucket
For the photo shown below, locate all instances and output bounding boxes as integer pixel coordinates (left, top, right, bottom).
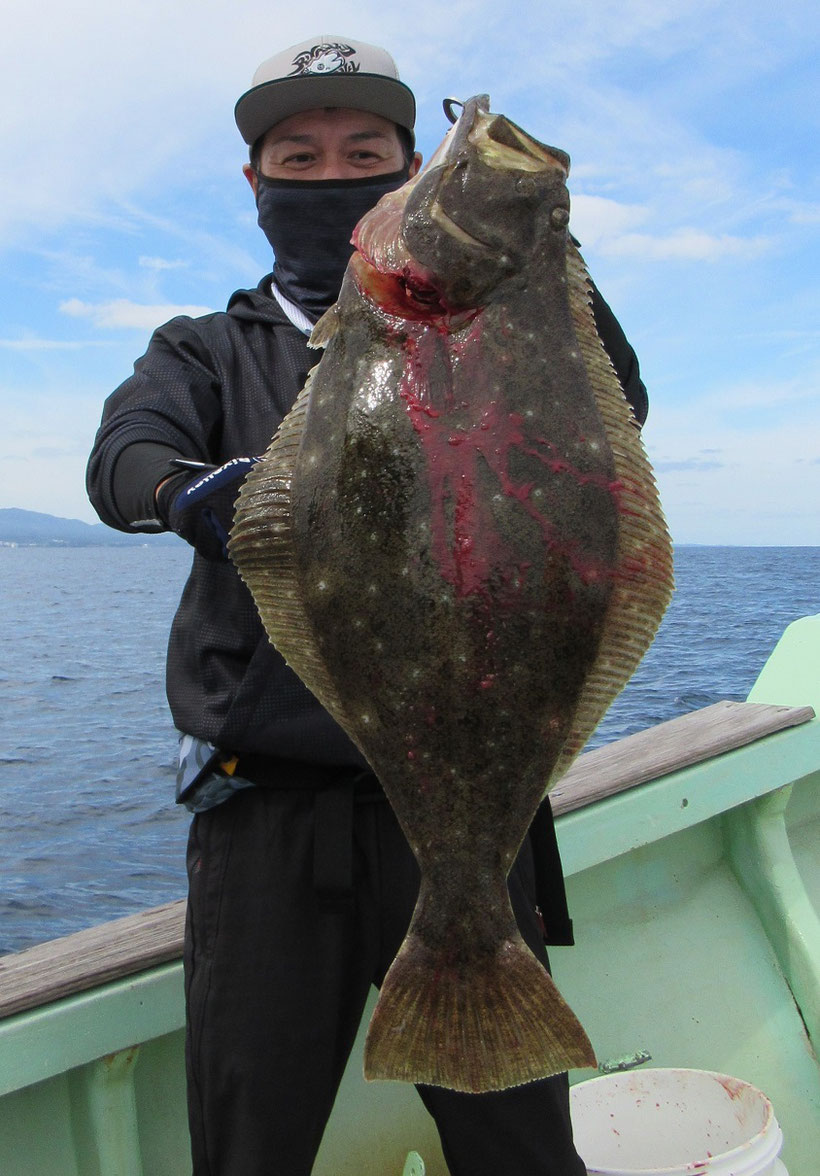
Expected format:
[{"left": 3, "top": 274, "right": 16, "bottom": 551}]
[{"left": 570, "top": 1068, "right": 788, "bottom": 1175}]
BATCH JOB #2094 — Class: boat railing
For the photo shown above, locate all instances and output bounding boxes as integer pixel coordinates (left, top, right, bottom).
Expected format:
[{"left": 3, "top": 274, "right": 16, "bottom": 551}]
[{"left": 0, "top": 699, "right": 812, "bottom": 1024}]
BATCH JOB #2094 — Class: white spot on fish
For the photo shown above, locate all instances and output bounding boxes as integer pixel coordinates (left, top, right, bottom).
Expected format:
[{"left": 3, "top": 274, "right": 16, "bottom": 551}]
[{"left": 317, "top": 580, "right": 327, "bottom": 591}]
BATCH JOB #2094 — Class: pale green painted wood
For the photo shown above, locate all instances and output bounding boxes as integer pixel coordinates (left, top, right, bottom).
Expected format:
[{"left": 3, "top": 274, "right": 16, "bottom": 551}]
[
  {"left": 555, "top": 718, "right": 820, "bottom": 875},
  {"left": 0, "top": 1074, "right": 80, "bottom": 1176},
  {"left": 550, "top": 811, "right": 820, "bottom": 1176},
  {"left": 0, "top": 961, "right": 182, "bottom": 1097},
  {"left": 133, "top": 1032, "right": 190, "bottom": 1176},
  {"left": 787, "top": 781, "right": 820, "bottom": 915},
  {"left": 748, "top": 613, "right": 820, "bottom": 710},
  {"left": 726, "top": 785, "right": 820, "bottom": 1051},
  {"left": 69, "top": 1047, "right": 143, "bottom": 1176}
]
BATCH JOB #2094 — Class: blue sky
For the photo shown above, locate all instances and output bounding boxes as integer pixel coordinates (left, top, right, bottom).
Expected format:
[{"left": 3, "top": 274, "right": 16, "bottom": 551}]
[{"left": 1, "top": 0, "right": 817, "bottom": 544}]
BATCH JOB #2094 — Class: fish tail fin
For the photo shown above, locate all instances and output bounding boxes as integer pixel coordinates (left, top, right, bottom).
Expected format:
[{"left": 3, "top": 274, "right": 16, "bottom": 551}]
[{"left": 364, "top": 933, "right": 596, "bottom": 1092}]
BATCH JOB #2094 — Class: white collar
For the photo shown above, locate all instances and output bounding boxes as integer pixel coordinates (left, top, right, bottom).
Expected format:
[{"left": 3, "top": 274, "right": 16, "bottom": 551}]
[{"left": 269, "top": 279, "right": 314, "bottom": 337}]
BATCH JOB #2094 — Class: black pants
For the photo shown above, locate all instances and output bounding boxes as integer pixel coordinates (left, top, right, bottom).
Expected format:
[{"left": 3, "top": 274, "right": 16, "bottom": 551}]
[{"left": 183, "top": 784, "right": 586, "bottom": 1176}]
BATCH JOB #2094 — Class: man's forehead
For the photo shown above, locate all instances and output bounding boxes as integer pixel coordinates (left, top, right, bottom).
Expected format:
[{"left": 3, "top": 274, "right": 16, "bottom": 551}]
[{"left": 264, "top": 107, "right": 399, "bottom": 144}]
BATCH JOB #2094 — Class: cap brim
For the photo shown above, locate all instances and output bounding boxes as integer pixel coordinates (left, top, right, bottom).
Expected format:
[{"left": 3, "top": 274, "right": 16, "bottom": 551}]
[{"left": 235, "top": 73, "right": 416, "bottom": 145}]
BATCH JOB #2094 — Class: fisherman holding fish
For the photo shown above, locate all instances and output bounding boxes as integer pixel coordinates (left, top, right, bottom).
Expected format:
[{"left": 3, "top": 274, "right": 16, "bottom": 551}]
[{"left": 88, "top": 34, "right": 654, "bottom": 1176}]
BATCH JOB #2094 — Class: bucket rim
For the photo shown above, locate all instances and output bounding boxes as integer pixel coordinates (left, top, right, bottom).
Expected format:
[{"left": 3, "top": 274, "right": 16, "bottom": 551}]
[{"left": 570, "top": 1068, "right": 782, "bottom": 1176}]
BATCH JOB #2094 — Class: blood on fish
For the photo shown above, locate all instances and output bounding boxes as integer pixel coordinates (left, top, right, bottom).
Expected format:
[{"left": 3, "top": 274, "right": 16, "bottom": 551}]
[{"left": 395, "top": 317, "right": 621, "bottom": 598}]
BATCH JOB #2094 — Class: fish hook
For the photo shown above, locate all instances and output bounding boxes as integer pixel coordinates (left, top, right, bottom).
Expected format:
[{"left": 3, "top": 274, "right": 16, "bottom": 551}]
[{"left": 442, "top": 97, "right": 463, "bottom": 124}]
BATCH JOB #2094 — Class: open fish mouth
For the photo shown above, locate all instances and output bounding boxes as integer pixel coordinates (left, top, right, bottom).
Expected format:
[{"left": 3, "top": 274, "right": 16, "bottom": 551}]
[
  {"left": 349, "top": 251, "right": 475, "bottom": 324},
  {"left": 468, "top": 108, "right": 570, "bottom": 176}
]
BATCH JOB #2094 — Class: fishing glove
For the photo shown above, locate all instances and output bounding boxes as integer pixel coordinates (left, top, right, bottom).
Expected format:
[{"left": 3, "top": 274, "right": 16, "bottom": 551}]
[{"left": 157, "top": 457, "right": 261, "bottom": 561}]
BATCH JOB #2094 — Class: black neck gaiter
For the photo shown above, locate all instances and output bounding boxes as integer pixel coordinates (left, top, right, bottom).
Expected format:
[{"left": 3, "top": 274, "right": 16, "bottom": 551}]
[{"left": 255, "top": 168, "right": 410, "bottom": 322}]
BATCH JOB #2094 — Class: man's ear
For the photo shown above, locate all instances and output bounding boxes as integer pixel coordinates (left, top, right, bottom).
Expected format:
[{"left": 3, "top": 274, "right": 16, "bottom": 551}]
[
  {"left": 409, "top": 152, "right": 423, "bottom": 178},
  {"left": 242, "top": 163, "right": 258, "bottom": 197}
]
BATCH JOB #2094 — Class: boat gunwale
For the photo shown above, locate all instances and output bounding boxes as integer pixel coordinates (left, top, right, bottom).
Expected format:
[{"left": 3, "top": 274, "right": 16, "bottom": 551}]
[{"left": 0, "top": 699, "right": 814, "bottom": 1024}]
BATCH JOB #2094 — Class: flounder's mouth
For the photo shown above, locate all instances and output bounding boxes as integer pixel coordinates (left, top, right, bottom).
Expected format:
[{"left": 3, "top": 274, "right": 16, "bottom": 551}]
[
  {"left": 350, "top": 252, "right": 478, "bottom": 326},
  {"left": 469, "top": 109, "right": 570, "bottom": 176}
]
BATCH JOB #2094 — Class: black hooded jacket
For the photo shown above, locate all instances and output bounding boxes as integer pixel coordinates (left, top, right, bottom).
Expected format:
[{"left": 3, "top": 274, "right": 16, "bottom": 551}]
[{"left": 87, "top": 275, "right": 647, "bottom": 769}]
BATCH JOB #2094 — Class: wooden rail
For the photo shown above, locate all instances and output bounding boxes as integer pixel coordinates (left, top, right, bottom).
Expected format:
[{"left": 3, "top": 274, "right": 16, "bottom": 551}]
[
  {"left": 550, "top": 699, "right": 814, "bottom": 815},
  {"left": 0, "top": 700, "right": 813, "bottom": 1021}
]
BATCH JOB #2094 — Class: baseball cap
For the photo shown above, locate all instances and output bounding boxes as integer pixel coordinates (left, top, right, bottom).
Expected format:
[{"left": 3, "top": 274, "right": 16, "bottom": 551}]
[{"left": 235, "top": 35, "right": 416, "bottom": 146}]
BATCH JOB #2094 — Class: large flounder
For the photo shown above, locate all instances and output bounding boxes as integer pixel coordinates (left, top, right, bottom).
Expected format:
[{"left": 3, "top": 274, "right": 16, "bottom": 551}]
[{"left": 229, "top": 96, "right": 674, "bottom": 1093}]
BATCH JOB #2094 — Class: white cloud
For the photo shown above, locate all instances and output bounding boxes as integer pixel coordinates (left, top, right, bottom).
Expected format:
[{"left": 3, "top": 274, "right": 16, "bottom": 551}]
[
  {"left": 139, "top": 256, "right": 189, "bottom": 271},
  {"left": 59, "top": 298, "right": 213, "bottom": 330},
  {"left": 570, "top": 196, "right": 771, "bottom": 264},
  {"left": 600, "top": 228, "right": 772, "bottom": 263},
  {"left": 570, "top": 195, "right": 648, "bottom": 248}
]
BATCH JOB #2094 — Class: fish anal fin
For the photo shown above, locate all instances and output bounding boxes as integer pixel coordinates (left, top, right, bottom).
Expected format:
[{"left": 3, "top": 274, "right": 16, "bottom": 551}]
[{"left": 364, "top": 934, "right": 596, "bottom": 1093}]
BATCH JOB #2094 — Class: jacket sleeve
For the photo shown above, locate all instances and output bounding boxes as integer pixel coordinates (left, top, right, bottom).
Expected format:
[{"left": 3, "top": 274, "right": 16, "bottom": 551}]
[
  {"left": 589, "top": 282, "right": 648, "bottom": 426},
  {"left": 86, "top": 318, "right": 224, "bottom": 533}
]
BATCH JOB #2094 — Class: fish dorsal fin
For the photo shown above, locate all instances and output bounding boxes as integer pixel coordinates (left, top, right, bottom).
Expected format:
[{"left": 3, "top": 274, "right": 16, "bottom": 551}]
[
  {"left": 548, "top": 243, "right": 674, "bottom": 785},
  {"left": 229, "top": 367, "right": 362, "bottom": 747}
]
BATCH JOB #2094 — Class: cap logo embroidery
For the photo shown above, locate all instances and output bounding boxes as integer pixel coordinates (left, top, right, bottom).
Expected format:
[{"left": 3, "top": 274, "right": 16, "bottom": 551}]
[{"left": 289, "top": 43, "right": 360, "bottom": 77}]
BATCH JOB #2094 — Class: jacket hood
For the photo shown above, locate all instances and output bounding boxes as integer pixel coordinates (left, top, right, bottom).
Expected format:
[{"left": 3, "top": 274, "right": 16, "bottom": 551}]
[{"left": 226, "top": 275, "right": 288, "bottom": 325}]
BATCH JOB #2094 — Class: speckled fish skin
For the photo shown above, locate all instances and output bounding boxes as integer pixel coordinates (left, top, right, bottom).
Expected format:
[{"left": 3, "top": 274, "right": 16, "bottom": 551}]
[{"left": 229, "top": 96, "right": 674, "bottom": 1093}]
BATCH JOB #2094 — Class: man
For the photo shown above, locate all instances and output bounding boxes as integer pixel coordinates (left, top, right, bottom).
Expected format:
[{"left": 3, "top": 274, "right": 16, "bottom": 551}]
[{"left": 88, "top": 34, "right": 646, "bottom": 1176}]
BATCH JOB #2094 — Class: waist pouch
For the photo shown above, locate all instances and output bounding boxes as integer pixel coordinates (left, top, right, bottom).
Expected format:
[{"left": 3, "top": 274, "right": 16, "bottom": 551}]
[{"left": 175, "top": 734, "right": 255, "bottom": 813}]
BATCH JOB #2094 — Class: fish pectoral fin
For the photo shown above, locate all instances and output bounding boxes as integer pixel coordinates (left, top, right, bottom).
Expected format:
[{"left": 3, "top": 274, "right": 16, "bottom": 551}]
[
  {"left": 364, "top": 934, "right": 596, "bottom": 1093},
  {"left": 309, "top": 304, "right": 340, "bottom": 350}
]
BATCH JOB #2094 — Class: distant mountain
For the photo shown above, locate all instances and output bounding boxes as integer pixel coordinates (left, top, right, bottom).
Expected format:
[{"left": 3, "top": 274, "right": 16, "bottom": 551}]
[{"left": 0, "top": 508, "right": 182, "bottom": 547}]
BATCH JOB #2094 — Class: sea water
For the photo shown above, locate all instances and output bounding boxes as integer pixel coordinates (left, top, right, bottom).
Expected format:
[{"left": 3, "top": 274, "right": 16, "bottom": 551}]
[{"left": 1, "top": 543, "right": 819, "bottom": 955}]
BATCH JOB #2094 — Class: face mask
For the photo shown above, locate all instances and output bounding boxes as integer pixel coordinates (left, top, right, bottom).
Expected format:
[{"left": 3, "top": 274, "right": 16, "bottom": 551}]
[{"left": 255, "top": 168, "right": 410, "bottom": 322}]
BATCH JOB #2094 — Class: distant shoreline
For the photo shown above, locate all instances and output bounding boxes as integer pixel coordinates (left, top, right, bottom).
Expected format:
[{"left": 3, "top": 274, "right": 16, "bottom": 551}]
[
  {"left": 0, "top": 508, "right": 181, "bottom": 548},
  {"left": 1, "top": 509, "right": 818, "bottom": 550}
]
